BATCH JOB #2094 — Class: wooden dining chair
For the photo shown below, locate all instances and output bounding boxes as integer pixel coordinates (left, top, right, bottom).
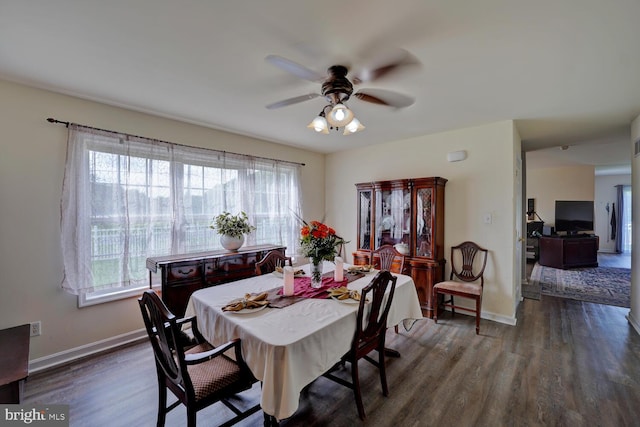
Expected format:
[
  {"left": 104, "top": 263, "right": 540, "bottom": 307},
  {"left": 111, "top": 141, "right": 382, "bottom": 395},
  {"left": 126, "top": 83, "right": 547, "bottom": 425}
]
[
  {"left": 255, "top": 250, "right": 292, "bottom": 275},
  {"left": 372, "top": 244, "right": 405, "bottom": 333},
  {"left": 138, "top": 290, "right": 260, "bottom": 427},
  {"left": 323, "top": 270, "right": 397, "bottom": 420},
  {"left": 371, "top": 244, "right": 405, "bottom": 274},
  {"left": 433, "top": 241, "right": 488, "bottom": 334}
]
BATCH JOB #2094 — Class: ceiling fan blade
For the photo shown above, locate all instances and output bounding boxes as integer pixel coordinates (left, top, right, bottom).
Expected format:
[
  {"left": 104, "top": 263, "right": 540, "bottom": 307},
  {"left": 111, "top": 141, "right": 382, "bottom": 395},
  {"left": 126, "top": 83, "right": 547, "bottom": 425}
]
[
  {"left": 265, "top": 55, "right": 326, "bottom": 82},
  {"left": 353, "top": 89, "right": 415, "bottom": 108},
  {"left": 266, "top": 93, "right": 321, "bottom": 109},
  {"left": 351, "top": 48, "right": 420, "bottom": 85}
]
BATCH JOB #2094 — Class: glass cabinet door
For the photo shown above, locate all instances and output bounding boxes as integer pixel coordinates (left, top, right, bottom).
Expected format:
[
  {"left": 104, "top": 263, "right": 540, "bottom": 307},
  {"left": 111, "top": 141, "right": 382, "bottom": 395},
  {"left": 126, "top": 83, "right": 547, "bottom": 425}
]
[
  {"left": 358, "top": 189, "right": 372, "bottom": 250},
  {"left": 375, "top": 187, "right": 410, "bottom": 249},
  {"left": 415, "top": 187, "right": 433, "bottom": 257}
]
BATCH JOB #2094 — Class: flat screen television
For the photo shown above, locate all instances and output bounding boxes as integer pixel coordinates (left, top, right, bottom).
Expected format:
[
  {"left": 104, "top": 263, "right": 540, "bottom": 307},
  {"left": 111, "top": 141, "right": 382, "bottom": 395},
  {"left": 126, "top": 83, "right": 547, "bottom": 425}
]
[{"left": 554, "top": 200, "right": 594, "bottom": 234}]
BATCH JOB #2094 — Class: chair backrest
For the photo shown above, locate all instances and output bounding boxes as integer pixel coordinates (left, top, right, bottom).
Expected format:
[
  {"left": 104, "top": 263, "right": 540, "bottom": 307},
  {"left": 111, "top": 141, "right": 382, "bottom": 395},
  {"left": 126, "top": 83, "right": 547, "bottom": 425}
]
[
  {"left": 255, "top": 250, "right": 292, "bottom": 275},
  {"left": 372, "top": 244, "right": 405, "bottom": 274},
  {"left": 449, "top": 241, "right": 488, "bottom": 286},
  {"left": 138, "top": 290, "right": 191, "bottom": 393},
  {"left": 353, "top": 270, "right": 397, "bottom": 356}
]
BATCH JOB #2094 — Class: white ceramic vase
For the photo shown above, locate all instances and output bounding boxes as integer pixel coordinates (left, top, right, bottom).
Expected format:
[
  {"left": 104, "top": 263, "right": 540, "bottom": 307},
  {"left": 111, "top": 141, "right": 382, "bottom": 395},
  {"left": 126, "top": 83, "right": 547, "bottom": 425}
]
[{"left": 220, "top": 234, "right": 244, "bottom": 251}]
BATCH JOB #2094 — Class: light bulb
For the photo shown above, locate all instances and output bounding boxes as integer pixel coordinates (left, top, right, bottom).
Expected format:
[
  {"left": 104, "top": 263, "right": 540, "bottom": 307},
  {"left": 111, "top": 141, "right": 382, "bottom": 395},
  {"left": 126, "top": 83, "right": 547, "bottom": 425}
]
[
  {"left": 343, "top": 118, "right": 365, "bottom": 135},
  {"left": 326, "top": 104, "right": 354, "bottom": 127},
  {"left": 307, "top": 116, "right": 329, "bottom": 134}
]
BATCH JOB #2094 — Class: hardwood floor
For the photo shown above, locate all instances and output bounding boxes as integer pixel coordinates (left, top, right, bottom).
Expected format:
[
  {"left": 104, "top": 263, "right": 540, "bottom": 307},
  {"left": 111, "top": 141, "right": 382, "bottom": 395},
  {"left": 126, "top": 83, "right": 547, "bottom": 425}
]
[
  {"left": 598, "top": 252, "right": 632, "bottom": 268},
  {"left": 23, "top": 294, "right": 640, "bottom": 427}
]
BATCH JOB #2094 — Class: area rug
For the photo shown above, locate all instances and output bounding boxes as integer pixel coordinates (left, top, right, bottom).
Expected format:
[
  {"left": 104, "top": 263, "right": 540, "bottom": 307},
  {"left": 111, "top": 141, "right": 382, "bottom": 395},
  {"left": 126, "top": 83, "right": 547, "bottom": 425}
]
[{"left": 528, "top": 263, "right": 631, "bottom": 308}]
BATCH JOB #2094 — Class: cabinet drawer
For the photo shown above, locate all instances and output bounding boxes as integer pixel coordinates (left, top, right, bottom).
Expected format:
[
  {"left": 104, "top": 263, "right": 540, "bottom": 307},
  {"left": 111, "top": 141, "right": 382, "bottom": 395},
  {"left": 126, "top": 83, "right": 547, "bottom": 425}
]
[
  {"left": 167, "top": 261, "right": 202, "bottom": 281},
  {"left": 204, "top": 254, "right": 258, "bottom": 285}
]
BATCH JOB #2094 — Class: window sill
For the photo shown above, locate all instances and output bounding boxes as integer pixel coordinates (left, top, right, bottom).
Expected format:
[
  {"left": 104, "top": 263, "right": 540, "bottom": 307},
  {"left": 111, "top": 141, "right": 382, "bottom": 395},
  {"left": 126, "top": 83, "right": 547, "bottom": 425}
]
[{"left": 78, "top": 284, "right": 159, "bottom": 307}]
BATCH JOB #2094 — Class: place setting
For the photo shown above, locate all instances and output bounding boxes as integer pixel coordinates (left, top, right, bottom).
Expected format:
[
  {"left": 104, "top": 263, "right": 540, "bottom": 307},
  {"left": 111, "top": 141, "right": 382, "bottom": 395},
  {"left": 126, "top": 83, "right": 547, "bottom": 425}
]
[
  {"left": 326, "top": 286, "right": 365, "bottom": 304},
  {"left": 272, "top": 265, "right": 306, "bottom": 278},
  {"left": 221, "top": 292, "right": 270, "bottom": 314}
]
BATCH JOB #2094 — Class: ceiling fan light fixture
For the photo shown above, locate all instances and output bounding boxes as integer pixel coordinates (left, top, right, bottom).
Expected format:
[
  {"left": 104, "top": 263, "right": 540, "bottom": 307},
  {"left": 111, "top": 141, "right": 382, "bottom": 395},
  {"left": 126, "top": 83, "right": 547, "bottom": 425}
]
[
  {"left": 343, "top": 118, "right": 365, "bottom": 135},
  {"left": 307, "top": 115, "right": 329, "bottom": 134},
  {"left": 326, "top": 103, "right": 354, "bottom": 127}
]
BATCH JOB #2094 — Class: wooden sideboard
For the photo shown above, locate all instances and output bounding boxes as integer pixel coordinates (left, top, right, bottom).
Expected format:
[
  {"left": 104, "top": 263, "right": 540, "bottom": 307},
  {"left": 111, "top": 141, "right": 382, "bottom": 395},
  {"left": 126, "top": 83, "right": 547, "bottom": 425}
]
[
  {"left": 538, "top": 236, "right": 598, "bottom": 269},
  {"left": 0, "top": 324, "right": 30, "bottom": 403},
  {"left": 147, "top": 244, "right": 286, "bottom": 316}
]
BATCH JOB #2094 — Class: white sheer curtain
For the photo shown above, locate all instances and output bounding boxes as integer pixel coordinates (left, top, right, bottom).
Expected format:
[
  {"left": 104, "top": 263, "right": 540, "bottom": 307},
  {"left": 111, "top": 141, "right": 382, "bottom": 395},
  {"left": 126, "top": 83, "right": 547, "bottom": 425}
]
[{"left": 61, "top": 125, "right": 302, "bottom": 296}]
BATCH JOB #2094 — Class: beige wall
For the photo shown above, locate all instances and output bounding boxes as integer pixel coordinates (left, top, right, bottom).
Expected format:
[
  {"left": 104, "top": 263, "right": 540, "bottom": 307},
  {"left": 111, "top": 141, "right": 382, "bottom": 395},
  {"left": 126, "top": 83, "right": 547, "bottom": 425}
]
[
  {"left": 0, "top": 80, "right": 326, "bottom": 360},
  {"left": 325, "top": 121, "right": 519, "bottom": 324},
  {"left": 525, "top": 165, "right": 595, "bottom": 231}
]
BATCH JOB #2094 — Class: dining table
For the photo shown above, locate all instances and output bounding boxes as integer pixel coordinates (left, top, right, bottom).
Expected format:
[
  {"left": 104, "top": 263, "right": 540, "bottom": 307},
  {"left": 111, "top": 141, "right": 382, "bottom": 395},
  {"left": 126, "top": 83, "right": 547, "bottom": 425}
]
[{"left": 184, "top": 261, "right": 423, "bottom": 421}]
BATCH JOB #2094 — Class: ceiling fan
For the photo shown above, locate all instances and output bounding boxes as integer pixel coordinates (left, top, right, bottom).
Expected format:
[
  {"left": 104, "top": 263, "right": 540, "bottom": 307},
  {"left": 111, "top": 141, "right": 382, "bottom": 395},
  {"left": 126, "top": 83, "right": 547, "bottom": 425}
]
[{"left": 265, "top": 49, "right": 419, "bottom": 134}]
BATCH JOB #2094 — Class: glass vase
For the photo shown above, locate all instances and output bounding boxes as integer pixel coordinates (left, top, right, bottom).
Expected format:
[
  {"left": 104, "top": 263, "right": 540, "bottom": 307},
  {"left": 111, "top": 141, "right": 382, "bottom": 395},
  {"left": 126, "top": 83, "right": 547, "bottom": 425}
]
[{"left": 310, "top": 258, "right": 323, "bottom": 288}]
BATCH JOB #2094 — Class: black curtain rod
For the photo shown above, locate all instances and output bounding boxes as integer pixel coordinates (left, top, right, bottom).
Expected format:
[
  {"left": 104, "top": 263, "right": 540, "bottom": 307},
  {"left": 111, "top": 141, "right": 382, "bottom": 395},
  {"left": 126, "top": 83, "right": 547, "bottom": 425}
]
[{"left": 46, "top": 117, "right": 305, "bottom": 167}]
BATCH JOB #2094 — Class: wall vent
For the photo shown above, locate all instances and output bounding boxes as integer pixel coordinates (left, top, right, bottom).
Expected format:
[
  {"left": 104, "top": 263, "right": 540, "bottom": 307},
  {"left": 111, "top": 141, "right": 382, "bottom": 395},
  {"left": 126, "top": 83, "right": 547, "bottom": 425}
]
[{"left": 635, "top": 139, "right": 640, "bottom": 157}]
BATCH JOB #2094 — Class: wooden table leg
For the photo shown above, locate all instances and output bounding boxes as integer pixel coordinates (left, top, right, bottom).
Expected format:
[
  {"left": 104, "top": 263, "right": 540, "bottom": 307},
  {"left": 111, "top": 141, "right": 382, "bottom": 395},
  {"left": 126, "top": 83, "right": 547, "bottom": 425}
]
[{"left": 264, "top": 413, "right": 279, "bottom": 426}]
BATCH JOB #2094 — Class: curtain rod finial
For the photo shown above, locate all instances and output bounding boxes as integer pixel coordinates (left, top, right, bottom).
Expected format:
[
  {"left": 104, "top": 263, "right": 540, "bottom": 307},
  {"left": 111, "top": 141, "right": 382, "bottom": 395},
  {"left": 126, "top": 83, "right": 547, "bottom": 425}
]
[{"left": 46, "top": 117, "right": 70, "bottom": 127}]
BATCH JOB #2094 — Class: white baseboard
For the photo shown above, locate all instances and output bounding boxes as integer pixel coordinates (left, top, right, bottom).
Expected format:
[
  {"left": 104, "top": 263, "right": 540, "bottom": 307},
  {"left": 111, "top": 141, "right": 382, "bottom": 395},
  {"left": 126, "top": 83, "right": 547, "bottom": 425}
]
[
  {"left": 482, "top": 310, "right": 518, "bottom": 326},
  {"left": 598, "top": 249, "right": 618, "bottom": 254},
  {"left": 29, "top": 328, "right": 148, "bottom": 373},
  {"left": 627, "top": 310, "right": 640, "bottom": 337},
  {"left": 440, "top": 307, "right": 518, "bottom": 327}
]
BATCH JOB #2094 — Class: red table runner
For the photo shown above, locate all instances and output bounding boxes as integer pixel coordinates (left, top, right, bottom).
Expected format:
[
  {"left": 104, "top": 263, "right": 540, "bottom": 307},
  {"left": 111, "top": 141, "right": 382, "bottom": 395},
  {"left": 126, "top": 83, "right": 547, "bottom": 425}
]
[{"left": 269, "top": 271, "right": 366, "bottom": 307}]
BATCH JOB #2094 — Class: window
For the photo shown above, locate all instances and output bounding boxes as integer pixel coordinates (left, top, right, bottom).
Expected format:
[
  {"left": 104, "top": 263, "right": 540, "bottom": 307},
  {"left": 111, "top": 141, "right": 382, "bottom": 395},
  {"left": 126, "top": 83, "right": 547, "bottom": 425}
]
[{"left": 61, "top": 126, "right": 302, "bottom": 305}]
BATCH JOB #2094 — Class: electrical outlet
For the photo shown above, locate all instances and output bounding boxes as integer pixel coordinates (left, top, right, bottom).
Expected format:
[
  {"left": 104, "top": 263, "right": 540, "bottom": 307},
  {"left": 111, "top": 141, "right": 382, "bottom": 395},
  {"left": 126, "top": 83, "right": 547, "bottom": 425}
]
[{"left": 30, "top": 321, "right": 41, "bottom": 337}]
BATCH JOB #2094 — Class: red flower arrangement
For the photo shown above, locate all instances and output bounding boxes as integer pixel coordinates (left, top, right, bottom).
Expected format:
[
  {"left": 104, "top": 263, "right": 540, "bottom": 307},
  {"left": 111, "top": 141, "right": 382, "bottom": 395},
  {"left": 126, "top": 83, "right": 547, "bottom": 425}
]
[{"left": 299, "top": 220, "right": 346, "bottom": 264}]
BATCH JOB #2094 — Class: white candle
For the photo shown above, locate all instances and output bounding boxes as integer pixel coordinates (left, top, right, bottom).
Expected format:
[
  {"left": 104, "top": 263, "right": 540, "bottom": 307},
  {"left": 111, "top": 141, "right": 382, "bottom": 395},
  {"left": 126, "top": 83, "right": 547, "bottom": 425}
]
[
  {"left": 334, "top": 257, "right": 344, "bottom": 282},
  {"left": 283, "top": 266, "right": 294, "bottom": 296}
]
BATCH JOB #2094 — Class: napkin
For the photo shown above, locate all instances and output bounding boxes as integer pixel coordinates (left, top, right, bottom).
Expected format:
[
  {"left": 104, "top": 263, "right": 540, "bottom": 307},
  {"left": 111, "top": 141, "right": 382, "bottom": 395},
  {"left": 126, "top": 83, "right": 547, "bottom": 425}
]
[
  {"left": 347, "top": 265, "right": 373, "bottom": 274},
  {"left": 222, "top": 292, "right": 269, "bottom": 311},
  {"left": 275, "top": 266, "right": 306, "bottom": 276},
  {"left": 327, "top": 286, "right": 362, "bottom": 301}
]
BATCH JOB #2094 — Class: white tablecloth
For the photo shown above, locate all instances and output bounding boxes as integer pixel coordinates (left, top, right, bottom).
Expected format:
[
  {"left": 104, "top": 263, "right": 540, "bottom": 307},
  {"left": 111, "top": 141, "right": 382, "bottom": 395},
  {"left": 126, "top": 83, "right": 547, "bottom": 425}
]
[{"left": 184, "top": 262, "right": 423, "bottom": 420}]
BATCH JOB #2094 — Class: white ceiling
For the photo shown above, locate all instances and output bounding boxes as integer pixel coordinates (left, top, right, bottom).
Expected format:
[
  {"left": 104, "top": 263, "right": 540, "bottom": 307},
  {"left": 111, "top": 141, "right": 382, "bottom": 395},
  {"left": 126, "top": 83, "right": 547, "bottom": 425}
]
[{"left": 1, "top": 1, "right": 639, "bottom": 168}]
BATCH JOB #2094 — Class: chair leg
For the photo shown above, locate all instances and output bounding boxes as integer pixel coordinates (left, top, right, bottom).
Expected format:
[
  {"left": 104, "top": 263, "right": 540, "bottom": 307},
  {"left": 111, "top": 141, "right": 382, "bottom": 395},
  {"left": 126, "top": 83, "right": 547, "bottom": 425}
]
[
  {"left": 157, "top": 382, "right": 167, "bottom": 427},
  {"left": 475, "top": 297, "right": 481, "bottom": 335},
  {"left": 378, "top": 344, "right": 389, "bottom": 397},
  {"left": 187, "top": 407, "right": 197, "bottom": 427},
  {"left": 433, "top": 290, "right": 438, "bottom": 324},
  {"left": 450, "top": 295, "right": 455, "bottom": 316},
  {"left": 351, "top": 359, "right": 366, "bottom": 420}
]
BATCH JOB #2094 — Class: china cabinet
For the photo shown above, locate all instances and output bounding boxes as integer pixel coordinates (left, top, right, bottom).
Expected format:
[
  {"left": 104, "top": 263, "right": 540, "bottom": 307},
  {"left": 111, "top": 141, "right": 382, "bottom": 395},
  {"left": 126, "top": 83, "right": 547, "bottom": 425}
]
[{"left": 353, "top": 177, "right": 447, "bottom": 317}]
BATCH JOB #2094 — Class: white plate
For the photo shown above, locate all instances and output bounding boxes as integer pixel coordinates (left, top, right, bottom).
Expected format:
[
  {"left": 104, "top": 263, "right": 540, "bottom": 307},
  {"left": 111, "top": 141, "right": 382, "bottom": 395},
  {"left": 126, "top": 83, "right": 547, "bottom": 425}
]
[
  {"left": 347, "top": 266, "right": 374, "bottom": 274},
  {"left": 225, "top": 304, "right": 268, "bottom": 314},
  {"left": 272, "top": 271, "right": 306, "bottom": 278},
  {"left": 331, "top": 295, "right": 360, "bottom": 304}
]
